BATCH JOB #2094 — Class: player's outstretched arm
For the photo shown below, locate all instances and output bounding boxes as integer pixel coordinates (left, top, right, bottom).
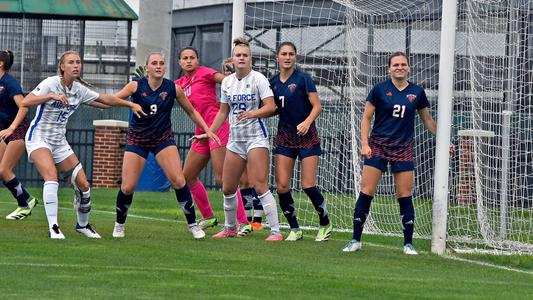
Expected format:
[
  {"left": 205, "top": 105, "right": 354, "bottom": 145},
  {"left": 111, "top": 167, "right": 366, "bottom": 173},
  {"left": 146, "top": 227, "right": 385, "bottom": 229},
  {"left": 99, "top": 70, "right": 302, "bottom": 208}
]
[
  {"left": 23, "top": 92, "right": 68, "bottom": 107},
  {"left": 97, "top": 92, "right": 146, "bottom": 118}
]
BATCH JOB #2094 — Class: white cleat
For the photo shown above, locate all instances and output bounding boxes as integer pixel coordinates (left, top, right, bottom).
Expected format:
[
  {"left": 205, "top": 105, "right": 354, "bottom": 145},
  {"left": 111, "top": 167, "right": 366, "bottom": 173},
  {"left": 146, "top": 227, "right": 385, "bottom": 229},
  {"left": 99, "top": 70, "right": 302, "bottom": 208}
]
[
  {"left": 342, "top": 239, "right": 362, "bottom": 252},
  {"left": 112, "top": 222, "right": 125, "bottom": 238},
  {"left": 49, "top": 224, "right": 65, "bottom": 239},
  {"left": 188, "top": 224, "right": 206, "bottom": 239},
  {"left": 76, "top": 223, "right": 101, "bottom": 238},
  {"left": 403, "top": 244, "right": 418, "bottom": 255}
]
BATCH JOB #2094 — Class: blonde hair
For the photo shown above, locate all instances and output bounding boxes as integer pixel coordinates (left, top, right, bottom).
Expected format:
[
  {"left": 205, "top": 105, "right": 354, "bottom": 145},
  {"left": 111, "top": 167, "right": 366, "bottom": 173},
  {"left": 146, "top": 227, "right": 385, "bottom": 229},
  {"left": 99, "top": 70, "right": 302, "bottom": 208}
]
[
  {"left": 145, "top": 52, "right": 165, "bottom": 66},
  {"left": 57, "top": 50, "right": 93, "bottom": 92},
  {"left": 231, "top": 37, "right": 251, "bottom": 56}
]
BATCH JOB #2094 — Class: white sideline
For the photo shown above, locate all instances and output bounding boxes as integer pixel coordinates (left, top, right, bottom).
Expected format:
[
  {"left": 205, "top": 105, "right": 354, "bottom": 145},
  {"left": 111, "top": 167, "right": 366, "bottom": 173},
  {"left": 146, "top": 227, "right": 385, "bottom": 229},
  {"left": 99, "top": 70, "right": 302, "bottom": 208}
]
[{"left": 1, "top": 201, "right": 532, "bottom": 276}]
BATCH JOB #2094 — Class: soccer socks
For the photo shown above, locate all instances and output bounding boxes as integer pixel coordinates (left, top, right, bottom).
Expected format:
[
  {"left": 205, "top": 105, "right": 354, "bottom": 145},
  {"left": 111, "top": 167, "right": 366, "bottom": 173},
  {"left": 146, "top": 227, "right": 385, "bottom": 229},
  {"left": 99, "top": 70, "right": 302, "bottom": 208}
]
[
  {"left": 258, "top": 190, "right": 280, "bottom": 233},
  {"left": 4, "top": 177, "right": 31, "bottom": 207},
  {"left": 43, "top": 181, "right": 59, "bottom": 228},
  {"left": 223, "top": 192, "right": 238, "bottom": 229},
  {"left": 278, "top": 191, "right": 299, "bottom": 229},
  {"left": 398, "top": 196, "right": 415, "bottom": 245},
  {"left": 352, "top": 192, "right": 373, "bottom": 241},
  {"left": 189, "top": 179, "right": 213, "bottom": 219},
  {"left": 174, "top": 185, "right": 197, "bottom": 225},
  {"left": 304, "top": 186, "right": 330, "bottom": 226},
  {"left": 252, "top": 189, "right": 264, "bottom": 223},
  {"left": 240, "top": 187, "right": 255, "bottom": 222},
  {"left": 116, "top": 189, "right": 133, "bottom": 224},
  {"left": 76, "top": 189, "right": 91, "bottom": 227},
  {"left": 236, "top": 189, "right": 248, "bottom": 224}
]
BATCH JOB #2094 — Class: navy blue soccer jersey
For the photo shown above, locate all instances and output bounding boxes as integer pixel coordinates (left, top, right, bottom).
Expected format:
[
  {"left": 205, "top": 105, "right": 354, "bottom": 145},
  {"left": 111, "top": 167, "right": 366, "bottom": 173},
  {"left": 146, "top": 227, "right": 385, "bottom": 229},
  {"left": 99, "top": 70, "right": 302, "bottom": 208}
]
[
  {"left": 270, "top": 69, "right": 320, "bottom": 148},
  {"left": 0, "top": 73, "right": 23, "bottom": 124},
  {"left": 127, "top": 77, "right": 176, "bottom": 147},
  {"left": 367, "top": 79, "right": 429, "bottom": 161}
]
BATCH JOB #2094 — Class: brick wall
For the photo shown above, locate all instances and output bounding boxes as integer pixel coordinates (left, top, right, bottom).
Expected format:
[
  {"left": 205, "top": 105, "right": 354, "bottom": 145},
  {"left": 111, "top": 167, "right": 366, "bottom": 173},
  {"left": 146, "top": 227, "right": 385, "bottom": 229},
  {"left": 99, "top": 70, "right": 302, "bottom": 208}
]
[{"left": 92, "top": 120, "right": 128, "bottom": 188}]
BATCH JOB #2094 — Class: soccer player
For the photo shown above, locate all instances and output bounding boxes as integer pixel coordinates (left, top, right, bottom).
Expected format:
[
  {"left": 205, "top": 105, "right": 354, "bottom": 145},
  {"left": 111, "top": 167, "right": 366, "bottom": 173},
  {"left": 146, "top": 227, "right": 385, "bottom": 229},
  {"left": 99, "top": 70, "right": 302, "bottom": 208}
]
[
  {"left": 342, "top": 52, "right": 438, "bottom": 254},
  {"left": 203, "top": 37, "right": 282, "bottom": 241},
  {"left": 176, "top": 47, "right": 253, "bottom": 236},
  {"left": 23, "top": 50, "right": 144, "bottom": 239},
  {"left": 0, "top": 50, "right": 38, "bottom": 220},
  {"left": 112, "top": 52, "right": 218, "bottom": 240},
  {"left": 270, "top": 42, "right": 332, "bottom": 241}
]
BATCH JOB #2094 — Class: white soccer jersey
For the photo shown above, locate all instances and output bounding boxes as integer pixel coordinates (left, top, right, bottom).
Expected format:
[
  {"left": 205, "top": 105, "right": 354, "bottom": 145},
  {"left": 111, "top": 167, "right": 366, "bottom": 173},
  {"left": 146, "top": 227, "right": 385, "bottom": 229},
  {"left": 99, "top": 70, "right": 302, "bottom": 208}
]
[
  {"left": 26, "top": 76, "right": 99, "bottom": 144},
  {"left": 220, "top": 70, "right": 274, "bottom": 142}
]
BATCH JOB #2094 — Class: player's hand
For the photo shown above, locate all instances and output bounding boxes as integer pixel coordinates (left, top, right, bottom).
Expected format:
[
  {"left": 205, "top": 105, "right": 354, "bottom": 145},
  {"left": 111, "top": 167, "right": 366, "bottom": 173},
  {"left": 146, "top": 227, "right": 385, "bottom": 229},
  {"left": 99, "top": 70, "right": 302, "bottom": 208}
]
[
  {"left": 131, "top": 103, "right": 147, "bottom": 118},
  {"left": 222, "top": 58, "right": 234, "bottom": 75},
  {"left": 361, "top": 144, "right": 372, "bottom": 159},
  {"left": 0, "top": 127, "right": 14, "bottom": 141},
  {"left": 190, "top": 133, "right": 208, "bottom": 142},
  {"left": 53, "top": 94, "right": 69, "bottom": 106},
  {"left": 237, "top": 110, "right": 254, "bottom": 121},
  {"left": 205, "top": 130, "right": 221, "bottom": 145},
  {"left": 296, "top": 121, "right": 310, "bottom": 136},
  {"left": 449, "top": 143, "right": 455, "bottom": 156}
]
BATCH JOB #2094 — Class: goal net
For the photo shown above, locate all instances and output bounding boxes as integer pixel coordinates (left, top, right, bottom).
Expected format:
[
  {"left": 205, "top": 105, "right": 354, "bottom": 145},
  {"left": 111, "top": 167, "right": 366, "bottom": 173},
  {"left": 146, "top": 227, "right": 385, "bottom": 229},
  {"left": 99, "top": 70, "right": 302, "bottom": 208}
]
[{"left": 244, "top": 0, "right": 533, "bottom": 254}]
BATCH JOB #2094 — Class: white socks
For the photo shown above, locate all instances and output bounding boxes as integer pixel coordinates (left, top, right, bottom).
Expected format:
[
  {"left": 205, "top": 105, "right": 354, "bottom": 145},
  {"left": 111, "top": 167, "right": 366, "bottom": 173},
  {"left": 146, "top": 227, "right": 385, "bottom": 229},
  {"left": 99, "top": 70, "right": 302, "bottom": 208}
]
[
  {"left": 43, "top": 181, "right": 59, "bottom": 228},
  {"left": 258, "top": 190, "right": 280, "bottom": 233},
  {"left": 223, "top": 192, "right": 238, "bottom": 230}
]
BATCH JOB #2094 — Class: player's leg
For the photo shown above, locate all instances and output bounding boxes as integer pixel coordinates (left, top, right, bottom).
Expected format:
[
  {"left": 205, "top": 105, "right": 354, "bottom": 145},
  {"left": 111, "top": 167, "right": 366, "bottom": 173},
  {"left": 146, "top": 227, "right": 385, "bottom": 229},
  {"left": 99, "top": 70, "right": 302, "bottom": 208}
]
[
  {"left": 57, "top": 152, "right": 100, "bottom": 238},
  {"left": 393, "top": 162, "right": 417, "bottom": 255},
  {"left": 300, "top": 146, "right": 332, "bottom": 241},
  {"left": 183, "top": 143, "right": 213, "bottom": 222},
  {"left": 29, "top": 146, "right": 63, "bottom": 238},
  {"left": 213, "top": 148, "right": 246, "bottom": 238},
  {"left": 155, "top": 143, "right": 204, "bottom": 239},
  {"left": 2, "top": 139, "right": 37, "bottom": 220},
  {"left": 247, "top": 145, "right": 282, "bottom": 241},
  {"left": 114, "top": 148, "right": 146, "bottom": 238},
  {"left": 343, "top": 158, "right": 384, "bottom": 252},
  {"left": 275, "top": 148, "right": 300, "bottom": 240}
]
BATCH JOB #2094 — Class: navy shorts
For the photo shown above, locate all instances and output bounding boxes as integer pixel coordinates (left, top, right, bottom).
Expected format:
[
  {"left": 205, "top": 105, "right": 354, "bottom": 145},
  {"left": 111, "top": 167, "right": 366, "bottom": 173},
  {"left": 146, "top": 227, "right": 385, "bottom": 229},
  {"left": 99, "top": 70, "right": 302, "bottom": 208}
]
[
  {"left": 364, "top": 155, "right": 414, "bottom": 173},
  {"left": 125, "top": 139, "right": 176, "bottom": 159},
  {"left": 274, "top": 143, "right": 322, "bottom": 160}
]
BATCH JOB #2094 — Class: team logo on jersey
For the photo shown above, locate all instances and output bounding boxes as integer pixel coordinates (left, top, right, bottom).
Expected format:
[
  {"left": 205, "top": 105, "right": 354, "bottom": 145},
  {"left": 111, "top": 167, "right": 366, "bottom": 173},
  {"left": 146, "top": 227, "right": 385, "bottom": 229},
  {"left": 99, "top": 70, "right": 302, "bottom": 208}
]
[
  {"left": 386, "top": 91, "right": 393, "bottom": 96},
  {"left": 288, "top": 83, "right": 297, "bottom": 93},
  {"left": 159, "top": 92, "right": 168, "bottom": 101},
  {"left": 0, "top": 86, "right": 5, "bottom": 94},
  {"left": 141, "top": 92, "right": 147, "bottom": 97},
  {"left": 406, "top": 94, "right": 416, "bottom": 103},
  {"left": 246, "top": 84, "right": 250, "bottom": 88}
]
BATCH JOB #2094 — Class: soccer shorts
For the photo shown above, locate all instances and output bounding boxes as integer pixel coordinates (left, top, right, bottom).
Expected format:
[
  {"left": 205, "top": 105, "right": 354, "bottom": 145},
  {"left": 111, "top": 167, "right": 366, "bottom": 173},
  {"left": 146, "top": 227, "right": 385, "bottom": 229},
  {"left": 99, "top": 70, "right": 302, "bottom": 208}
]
[
  {"left": 364, "top": 155, "right": 414, "bottom": 173},
  {"left": 25, "top": 137, "right": 74, "bottom": 164},
  {"left": 191, "top": 122, "right": 229, "bottom": 155},
  {"left": 274, "top": 143, "right": 322, "bottom": 160},
  {"left": 0, "top": 118, "right": 30, "bottom": 144},
  {"left": 125, "top": 139, "right": 176, "bottom": 159},
  {"left": 227, "top": 137, "right": 270, "bottom": 160}
]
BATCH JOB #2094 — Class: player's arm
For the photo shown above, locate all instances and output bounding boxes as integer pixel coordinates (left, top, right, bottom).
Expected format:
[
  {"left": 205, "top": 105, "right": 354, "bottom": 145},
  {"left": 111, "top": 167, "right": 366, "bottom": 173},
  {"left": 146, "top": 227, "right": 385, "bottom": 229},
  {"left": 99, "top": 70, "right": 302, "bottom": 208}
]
[
  {"left": 296, "top": 92, "right": 323, "bottom": 136},
  {"left": 237, "top": 96, "right": 276, "bottom": 120},
  {"left": 95, "top": 83, "right": 145, "bottom": 118},
  {"left": 175, "top": 84, "right": 220, "bottom": 144},
  {"left": 213, "top": 72, "right": 227, "bottom": 84},
  {"left": 84, "top": 101, "right": 112, "bottom": 109},
  {"left": 418, "top": 107, "right": 437, "bottom": 136},
  {"left": 209, "top": 103, "right": 230, "bottom": 133},
  {"left": 361, "top": 101, "right": 375, "bottom": 159},
  {"left": 0, "top": 94, "right": 28, "bottom": 140}
]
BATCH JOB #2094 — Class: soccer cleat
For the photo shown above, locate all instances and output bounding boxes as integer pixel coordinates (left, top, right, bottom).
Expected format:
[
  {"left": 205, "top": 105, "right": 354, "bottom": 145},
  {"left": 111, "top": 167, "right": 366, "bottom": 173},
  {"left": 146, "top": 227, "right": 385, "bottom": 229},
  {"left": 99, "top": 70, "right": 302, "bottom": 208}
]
[
  {"left": 188, "top": 224, "right": 206, "bottom": 239},
  {"left": 112, "top": 222, "right": 125, "bottom": 238},
  {"left": 5, "top": 197, "right": 38, "bottom": 220},
  {"left": 265, "top": 232, "right": 283, "bottom": 241},
  {"left": 315, "top": 223, "right": 333, "bottom": 241},
  {"left": 237, "top": 223, "right": 253, "bottom": 237},
  {"left": 403, "top": 243, "right": 418, "bottom": 255},
  {"left": 198, "top": 217, "right": 218, "bottom": 230},
  {"left": 49, "top": 224, "right": 65, "bottom": 239},
  {"left": 76, "top": 223, "right": 101, "bottom": 238},
  {"left": 285, "top": 230, "right": 303, "bottom": 241},
  {"left": 251, "top": 221, "right": 263, "bottom": 231},
  {"left": 342, "top": 240, "right": 362, "bottom": 252},
  {"left": 212, "top": 227, "right": 238, "bottom": 238}
]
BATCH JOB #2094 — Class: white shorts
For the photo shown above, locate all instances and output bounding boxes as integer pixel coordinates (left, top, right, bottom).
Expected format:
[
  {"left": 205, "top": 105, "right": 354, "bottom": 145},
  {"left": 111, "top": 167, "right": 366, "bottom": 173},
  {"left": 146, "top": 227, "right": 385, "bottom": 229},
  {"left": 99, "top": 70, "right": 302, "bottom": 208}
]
[
  {"left": 25, "top": 138, "right": 74, "bottom": 164},
  {"left": 227, "top": 137, "right": 270, "bottom": 160}
]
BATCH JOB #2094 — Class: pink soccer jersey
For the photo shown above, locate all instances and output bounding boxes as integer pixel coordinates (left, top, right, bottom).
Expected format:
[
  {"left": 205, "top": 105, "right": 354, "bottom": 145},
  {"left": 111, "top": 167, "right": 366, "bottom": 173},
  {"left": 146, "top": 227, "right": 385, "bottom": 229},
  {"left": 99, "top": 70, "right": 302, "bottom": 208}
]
[{"left": 175, "top": 66, "right": 222, "bottom": 134}]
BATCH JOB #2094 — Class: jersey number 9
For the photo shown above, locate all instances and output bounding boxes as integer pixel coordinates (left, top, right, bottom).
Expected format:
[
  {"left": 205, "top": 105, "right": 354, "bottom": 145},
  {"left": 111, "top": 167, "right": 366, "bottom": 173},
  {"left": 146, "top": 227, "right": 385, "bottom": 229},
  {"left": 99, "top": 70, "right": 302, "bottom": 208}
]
[{"left": 149, "top": 104, "right": 157, "bottom": 115}]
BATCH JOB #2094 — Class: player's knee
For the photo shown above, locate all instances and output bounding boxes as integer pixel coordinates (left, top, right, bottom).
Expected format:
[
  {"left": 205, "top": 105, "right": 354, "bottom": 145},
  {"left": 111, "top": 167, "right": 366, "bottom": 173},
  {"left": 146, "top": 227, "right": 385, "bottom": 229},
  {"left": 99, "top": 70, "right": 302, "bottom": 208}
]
[
  {"left": 169, "top": 175, "right": 186, "bottom": 189},
  {"left": 214, "top": 174, "right": 223, "bottom": 186},
  {"left": 276, "top": 182, "right": 290, "bottom": 194},
  {"left": 0, "top": 166, "right": 10, "bottom": 180},
  {"left": 222, "top": 186, "right": 238, "bottom": 195},
  {"left": 120, "top": 183, "right": 136, "bottom": 195}
]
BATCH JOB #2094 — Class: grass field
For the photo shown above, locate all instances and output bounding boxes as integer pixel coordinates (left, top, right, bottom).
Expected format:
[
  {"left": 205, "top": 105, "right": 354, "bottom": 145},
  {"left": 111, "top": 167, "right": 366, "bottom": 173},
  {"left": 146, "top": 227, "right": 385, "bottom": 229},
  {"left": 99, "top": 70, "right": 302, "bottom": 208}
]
[{"left": 1, "top": 188, "right": 532, "bottom": 299}]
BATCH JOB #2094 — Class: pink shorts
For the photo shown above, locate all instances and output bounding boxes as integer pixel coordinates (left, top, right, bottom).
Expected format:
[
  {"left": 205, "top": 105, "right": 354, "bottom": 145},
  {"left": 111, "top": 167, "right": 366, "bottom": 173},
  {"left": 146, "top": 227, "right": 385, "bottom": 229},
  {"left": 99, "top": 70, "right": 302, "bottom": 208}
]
[{"left": 191, "top": 122, "right": 229, "bottom": 155}]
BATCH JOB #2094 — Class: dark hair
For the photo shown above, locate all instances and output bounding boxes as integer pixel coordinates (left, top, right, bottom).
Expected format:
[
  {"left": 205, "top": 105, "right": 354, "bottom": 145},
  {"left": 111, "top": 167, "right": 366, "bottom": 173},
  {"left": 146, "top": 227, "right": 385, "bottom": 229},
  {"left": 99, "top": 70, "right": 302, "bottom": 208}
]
[
  {"left": 277, "top": 41, "right": 297, "bottom": 55},
  {"left": 179, "top": 47, "right": 199, "bottom": 59},
  {"left": 0, "top": 50, "right": 14, "bottom": 71},
  {"left": 388, "top": 51, "right": 409, "bottom": 67}
]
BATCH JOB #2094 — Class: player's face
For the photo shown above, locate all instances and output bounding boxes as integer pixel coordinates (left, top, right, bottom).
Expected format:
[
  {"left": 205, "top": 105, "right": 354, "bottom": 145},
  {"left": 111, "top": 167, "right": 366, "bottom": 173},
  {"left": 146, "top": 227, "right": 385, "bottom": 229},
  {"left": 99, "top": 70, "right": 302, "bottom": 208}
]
[
  {"left": 179, "top": 50, "right": 199, "bottom": 73},
  {"left": 388, "top": 56, "right": 409, "bottom": 81},
  {"left": 232, "top": 46, "right": 251, "bottom": 71},
  {"left": 146, "top": 54, "right": 166, "bottom": 79},
  {"left": 61, "top": 54, "right": 82, "bottom": 79},
  {"left": 277, "top": 45, "right": 296, "bottom": 71}
]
